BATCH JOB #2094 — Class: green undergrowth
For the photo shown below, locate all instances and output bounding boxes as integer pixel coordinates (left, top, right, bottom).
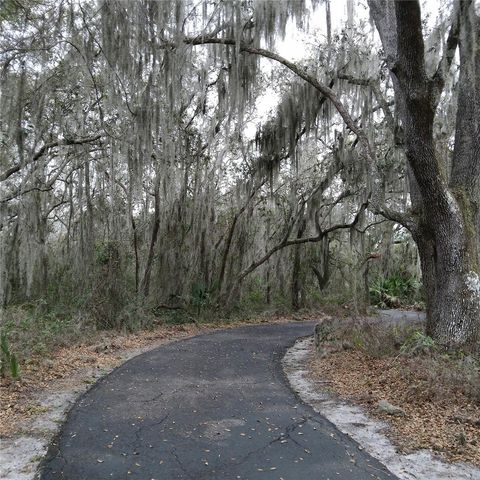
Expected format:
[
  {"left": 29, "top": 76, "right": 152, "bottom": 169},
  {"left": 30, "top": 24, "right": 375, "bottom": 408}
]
[
  {"left": 0, "top": 279, "right": 373, "bottom": 378},
  {"left": 369, "top": 273, "right": 423, "bottom": 309},
  {"left": 1, "top": 331, "right": 20, "bottom": 379},
  {"left": 0, "top": 294, "right": 320, "bottom": 379},
  {"left": 0, "top": 301, "right": 91, "bottom": 361}
]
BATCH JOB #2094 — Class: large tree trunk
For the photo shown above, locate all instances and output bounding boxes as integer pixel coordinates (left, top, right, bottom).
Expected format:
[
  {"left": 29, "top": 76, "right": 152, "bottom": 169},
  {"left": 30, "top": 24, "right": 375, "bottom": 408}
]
[
  {"left": 421, "top": 1, "right": 479, "bottom": 346},
  {"left": 402, "top": 1, "right": 480, "bottom": 346},
  {"left": 413, "top": 221, "right": 436, "bottom": 333},
  {"left": 423, "top": 209, "right": 479, "bottom": 345},
  {"left": 410, "top": 178, "right": 479, "bottom": 347},
  {"left": 369, "top": 0, "right": 480, "bottom": 347}
]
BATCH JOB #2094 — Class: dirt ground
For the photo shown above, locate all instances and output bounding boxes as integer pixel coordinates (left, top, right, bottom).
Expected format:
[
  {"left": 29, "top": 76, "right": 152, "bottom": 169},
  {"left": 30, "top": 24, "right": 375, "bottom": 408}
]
[
  {"left": 308, "top": 349, "right": 480, "bottom": 467},
  {"left": 0, "top": 323, "right": 203, "bottom": 437}
]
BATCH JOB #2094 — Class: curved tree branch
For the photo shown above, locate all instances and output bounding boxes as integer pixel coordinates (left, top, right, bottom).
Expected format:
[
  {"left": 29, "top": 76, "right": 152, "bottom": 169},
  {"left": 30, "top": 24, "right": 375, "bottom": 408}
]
[
  {"left": 181, "top": 36, "right": 418, "bottom": 226},
  {"left": 235, "top": 202, "right": 368, "bottom": 284}
]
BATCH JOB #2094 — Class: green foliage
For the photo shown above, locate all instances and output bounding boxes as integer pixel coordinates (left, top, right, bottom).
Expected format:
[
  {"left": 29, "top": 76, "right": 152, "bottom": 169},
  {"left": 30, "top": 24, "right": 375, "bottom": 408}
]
[
  {"left": 190, "top": 283, "right": 210, "bottom": 314},
  {"left": 240, "top": 281, "right": 267, "bottom": 312},
  {"left": 246, "top": 287, "right": 264, "bottom": 306},
  {"left": 350, "top": 331, "right": 366, "bottom": 349},
  {"left": 95, "top": 241, "right": 120, "bottom": 266},
  {"left": 116, "top": 303, "right": 154, "bottom": 332},
  {"left": 1, "top": 300, "right": 89, "bottom": 359},
  {"left": 0, "top": 331, "right": 20, "bottom": 379},
  {"left": 400, "top": 331, "right": 436, "bottom": 356},
  {"left": 237, "top": 277, "right": 290, "bottom": 313},
  {"left": 0, "top": 0, "right": 24, "bottom": 22},
  {"left": 90, "top": 242, "right": 128, "bottom": 329},
  {"left": 369, "top": 273, "right": 422, "bottom": 308},
  {"left": 308, "top": 289, "right": 352, "bottom": 307},
  {"left": 160, "top": 309, "right": 195, "bottom": 325},
  {"left": 9, "top": 352, "right": 20, "bottom": 378}
]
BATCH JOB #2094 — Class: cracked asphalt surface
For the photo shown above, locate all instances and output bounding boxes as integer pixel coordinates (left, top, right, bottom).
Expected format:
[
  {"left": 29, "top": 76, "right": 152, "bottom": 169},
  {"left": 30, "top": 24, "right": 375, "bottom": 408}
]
[{"left": 38, "top": 321, "right": 397, "bottom": 480}]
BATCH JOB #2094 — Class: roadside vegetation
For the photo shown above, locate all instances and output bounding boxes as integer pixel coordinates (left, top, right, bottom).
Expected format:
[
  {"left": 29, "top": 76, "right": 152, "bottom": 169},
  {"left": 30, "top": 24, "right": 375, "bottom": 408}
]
[
  {"left": 0, "top": 265, "right": 422, "bottom": 383},
  {"left": 369, "top": 273, "right": 423, "bottom": 310},
  {"left": 311, "top": 317, "right": 480, "bottom": 465}
]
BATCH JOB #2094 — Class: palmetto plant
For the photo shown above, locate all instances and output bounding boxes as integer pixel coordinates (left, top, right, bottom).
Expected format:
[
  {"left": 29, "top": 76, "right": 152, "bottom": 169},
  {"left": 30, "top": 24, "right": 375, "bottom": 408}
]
[{"left": 369, "top": 274, "right": 421, "bottom": 308}]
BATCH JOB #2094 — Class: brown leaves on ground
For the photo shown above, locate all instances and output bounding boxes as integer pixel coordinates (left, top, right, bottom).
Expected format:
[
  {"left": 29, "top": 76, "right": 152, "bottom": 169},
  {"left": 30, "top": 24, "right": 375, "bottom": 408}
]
[
  {"left": 308, "top": 349, "right": 480, "bottom": 466},
  {"left": 0, "top": 323, "right": 204, "bottom": 437}
]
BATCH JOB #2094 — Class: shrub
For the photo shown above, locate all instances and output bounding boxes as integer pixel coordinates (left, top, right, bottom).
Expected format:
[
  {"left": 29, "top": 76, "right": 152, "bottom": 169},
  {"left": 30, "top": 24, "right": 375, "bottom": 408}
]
[
  {"left": 89, "top": 241, "right": 127, "bottom": 329},
  {"left": 338, "top": 319, "right": 420, "bottom": 357},
  {"left": 400, "top": 330, "right": 436, "bottom": 355},
  {"left": 369, "top": 273, "right": 422, "bottom": 308},
  {"left": 116, "top": 303, "right": 155, "bottom": 332},
  {"left": 190, "top": 283, "right": 211, "bottom": 315},
  {"left": 0, "top": 302, "right": 91, "bottom": 360},
  {"left": 0, "top": 331, "right": 20, "bottom": 379}
]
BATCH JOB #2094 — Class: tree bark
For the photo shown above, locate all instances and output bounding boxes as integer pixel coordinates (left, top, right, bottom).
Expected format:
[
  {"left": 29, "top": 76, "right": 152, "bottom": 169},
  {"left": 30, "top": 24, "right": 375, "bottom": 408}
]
[
  {"left": 131, "top": 213, "right": 139, "bottom": 294},
  {"left": 291, "top": 217, "right": 306, "bottom": 310},
  {"left": 311, "top": 237, "right": 330, "bottom": 291},
  {"left": 140, "top": 177, "right": 161, "bottom": 299}
]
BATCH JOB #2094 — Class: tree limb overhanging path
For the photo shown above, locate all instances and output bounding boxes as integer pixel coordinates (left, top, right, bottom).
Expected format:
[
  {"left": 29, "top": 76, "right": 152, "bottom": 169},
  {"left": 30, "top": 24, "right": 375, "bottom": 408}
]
[{"left": 38, "top": 322, "right": 396, "bottom": 480}]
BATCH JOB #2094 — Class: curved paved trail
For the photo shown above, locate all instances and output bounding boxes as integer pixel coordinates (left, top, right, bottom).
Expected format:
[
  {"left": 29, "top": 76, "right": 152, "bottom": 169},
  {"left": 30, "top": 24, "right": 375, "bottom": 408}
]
[{"left": 39, "top": 322, "right": 396, "bottom": 480}]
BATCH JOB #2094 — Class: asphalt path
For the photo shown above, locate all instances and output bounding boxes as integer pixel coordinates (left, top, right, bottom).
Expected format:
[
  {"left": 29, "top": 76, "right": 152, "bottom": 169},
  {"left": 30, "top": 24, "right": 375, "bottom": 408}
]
[{"left": 38, "top": 321, "right": 397, "bottom": 480}]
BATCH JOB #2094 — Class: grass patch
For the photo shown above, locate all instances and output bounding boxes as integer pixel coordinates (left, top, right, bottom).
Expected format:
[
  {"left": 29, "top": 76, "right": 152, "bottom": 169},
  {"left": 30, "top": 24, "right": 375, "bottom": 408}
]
[{"left": 0, "top": 302, "right": 90, "bottom": 361}]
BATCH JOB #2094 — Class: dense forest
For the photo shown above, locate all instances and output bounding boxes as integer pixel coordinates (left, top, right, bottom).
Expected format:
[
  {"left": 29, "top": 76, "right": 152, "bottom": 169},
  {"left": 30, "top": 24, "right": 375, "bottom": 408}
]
[{"left": 0, "top": 0, "right": 479, "bottom": 354}]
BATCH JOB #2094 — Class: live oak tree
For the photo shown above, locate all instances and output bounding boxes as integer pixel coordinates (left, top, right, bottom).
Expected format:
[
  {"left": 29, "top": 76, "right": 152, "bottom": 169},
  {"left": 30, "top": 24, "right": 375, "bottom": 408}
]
[
  {"left": 237, "top": 0, "right": 480, "bottom": 347},
  {"left": 367, "top": 0, "right": 480, "bottom": 346}
]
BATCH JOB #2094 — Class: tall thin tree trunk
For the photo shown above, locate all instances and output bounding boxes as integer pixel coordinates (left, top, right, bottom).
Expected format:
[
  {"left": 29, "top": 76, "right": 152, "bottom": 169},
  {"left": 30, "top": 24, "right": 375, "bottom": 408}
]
[
  {"left": 291, "top": 218, "right": 306, "bottom": 310},
  {"left": 140, "top": 177, "right": 161, "bottom": 299},
  {"left": 218, "top": 213, "right": 239, "bottom": 296},
  {"left": 131, "top": 213, "right": 139, "bottom": 294}
]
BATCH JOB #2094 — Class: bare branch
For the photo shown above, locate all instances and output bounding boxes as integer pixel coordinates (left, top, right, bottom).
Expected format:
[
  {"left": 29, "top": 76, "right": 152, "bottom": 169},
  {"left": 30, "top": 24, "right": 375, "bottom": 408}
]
[
  {"left": 235, "top": 202, "right": 368, "bottom": 284},
  {"left": 431, "top": 0, "right": 463, "bottom": 105}
]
